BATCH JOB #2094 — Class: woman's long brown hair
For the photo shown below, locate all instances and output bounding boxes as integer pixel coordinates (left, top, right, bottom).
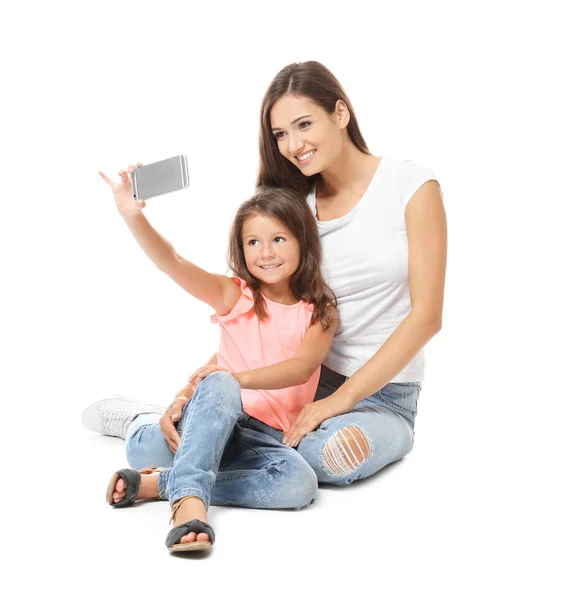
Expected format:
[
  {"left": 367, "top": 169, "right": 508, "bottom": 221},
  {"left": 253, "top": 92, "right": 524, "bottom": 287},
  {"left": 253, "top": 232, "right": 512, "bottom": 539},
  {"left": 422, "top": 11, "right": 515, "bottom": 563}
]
[
  {"left": 257, "top": 61, "right": 371, "bottom": 195},
  {"left": 228, "top": 187, "right": 336, "bottom": 330}
]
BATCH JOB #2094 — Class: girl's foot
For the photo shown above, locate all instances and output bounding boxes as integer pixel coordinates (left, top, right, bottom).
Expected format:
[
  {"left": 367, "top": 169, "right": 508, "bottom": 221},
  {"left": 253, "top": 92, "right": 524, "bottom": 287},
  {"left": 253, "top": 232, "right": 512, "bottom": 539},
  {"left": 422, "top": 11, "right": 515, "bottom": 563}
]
[
  {"left": 172, "top": 496, "right": 210, "bottom": 544},
  {"left": 109, "top": 467, "right": 161, "bottom": 505}
]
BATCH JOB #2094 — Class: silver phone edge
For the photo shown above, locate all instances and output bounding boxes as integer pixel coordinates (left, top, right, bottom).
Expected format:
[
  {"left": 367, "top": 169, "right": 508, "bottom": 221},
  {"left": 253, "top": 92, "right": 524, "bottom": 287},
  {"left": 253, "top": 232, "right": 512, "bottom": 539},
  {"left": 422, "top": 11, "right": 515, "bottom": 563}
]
[
  {"left": 131, "top": 169, "right": 138, "bottom": 201},
  {"left": 180, "top": 154, "right": 189, "bottom": 189}
]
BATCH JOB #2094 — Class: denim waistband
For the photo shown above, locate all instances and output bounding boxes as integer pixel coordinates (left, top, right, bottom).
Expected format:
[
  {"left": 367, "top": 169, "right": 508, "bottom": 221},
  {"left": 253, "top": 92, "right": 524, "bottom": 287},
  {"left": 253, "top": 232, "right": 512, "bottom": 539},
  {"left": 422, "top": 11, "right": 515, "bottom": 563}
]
[
  {"left": 319, "top": 364, "right": 348, "bottom": 388},
  {"left": 318, "top": 364, "right": 421, "bottom": 428},
  {"left": 320, "top": 364, "right": 420, "bottom": 390}
]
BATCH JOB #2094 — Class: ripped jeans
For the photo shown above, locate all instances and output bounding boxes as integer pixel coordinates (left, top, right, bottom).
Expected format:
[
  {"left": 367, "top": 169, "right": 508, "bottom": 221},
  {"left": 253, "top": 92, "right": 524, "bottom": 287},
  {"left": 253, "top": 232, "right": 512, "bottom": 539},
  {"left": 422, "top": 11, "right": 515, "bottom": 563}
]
[
  {"left": 297, "top": 365, "right": 421, "bottom": 485},
  {"left": 125, "top": 366, "right": 420, "bottom": 505}
]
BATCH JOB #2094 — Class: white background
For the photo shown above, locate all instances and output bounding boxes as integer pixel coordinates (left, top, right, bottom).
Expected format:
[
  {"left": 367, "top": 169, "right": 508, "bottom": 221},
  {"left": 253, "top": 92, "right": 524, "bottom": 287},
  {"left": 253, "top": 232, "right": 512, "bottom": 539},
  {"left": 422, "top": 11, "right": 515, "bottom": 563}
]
[{"left": 2, "top": 0, "right": 561, "bottom": 598}]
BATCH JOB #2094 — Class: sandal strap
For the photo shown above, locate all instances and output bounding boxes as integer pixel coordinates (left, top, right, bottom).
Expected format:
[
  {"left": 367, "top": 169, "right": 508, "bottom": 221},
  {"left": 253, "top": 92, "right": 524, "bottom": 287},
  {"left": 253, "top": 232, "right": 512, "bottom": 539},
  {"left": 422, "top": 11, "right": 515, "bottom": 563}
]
[
  {"left": 166, "top": 519, "right": 215, "bottom": 548},
  {"left": 139, "top": 466, "right": 163, "bottom": 475},
  {"left": 169, "top": 495, "right": 197, "bottom": 524}
]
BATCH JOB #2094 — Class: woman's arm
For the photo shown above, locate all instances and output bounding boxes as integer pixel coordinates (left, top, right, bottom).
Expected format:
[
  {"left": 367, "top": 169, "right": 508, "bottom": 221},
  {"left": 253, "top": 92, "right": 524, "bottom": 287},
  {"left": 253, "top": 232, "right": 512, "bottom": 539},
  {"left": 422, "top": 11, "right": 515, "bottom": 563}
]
[
  {"left": 283, "top": 180, "right": 446, "bottom": 446},
  {"left": 99, "top": 163, "right": 240, "bottom": 315},
  {"left": 329, "top": 180, "right": 446, "bottom": 408}
]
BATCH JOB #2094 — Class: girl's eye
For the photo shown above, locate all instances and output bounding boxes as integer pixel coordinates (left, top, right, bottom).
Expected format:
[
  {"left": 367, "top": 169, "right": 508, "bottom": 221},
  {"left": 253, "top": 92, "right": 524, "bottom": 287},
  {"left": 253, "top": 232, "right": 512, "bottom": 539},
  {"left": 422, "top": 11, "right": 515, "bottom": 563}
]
[
  {"left": 273, "top": 236, "right": 285, "bottom": 243},
  {"left": 248, "top": 239, "right": 259, "bottom": 247}
]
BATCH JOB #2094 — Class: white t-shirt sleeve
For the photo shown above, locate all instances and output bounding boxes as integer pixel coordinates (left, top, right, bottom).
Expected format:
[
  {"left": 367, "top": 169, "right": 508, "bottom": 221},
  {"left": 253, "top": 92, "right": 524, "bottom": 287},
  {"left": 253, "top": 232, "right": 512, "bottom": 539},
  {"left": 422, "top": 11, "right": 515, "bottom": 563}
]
[{"left": 399, "top": 161, "right": 438, "bottom": 210}]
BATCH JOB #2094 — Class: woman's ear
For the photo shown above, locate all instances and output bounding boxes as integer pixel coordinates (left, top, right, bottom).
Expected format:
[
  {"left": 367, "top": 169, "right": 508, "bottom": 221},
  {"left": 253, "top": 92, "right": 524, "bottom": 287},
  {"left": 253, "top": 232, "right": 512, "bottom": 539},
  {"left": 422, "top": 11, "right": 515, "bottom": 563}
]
[{"left": 334, "top": 99, "right": 350, "bottom": 129}]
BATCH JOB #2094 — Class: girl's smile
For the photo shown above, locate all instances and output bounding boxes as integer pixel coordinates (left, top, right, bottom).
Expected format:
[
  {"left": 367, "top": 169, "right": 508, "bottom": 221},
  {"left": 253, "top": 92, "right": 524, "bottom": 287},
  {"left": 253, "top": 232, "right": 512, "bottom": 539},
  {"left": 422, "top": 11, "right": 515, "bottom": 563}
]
[{"left": 242, "top": 214, "right": 300, "bottom": 297}]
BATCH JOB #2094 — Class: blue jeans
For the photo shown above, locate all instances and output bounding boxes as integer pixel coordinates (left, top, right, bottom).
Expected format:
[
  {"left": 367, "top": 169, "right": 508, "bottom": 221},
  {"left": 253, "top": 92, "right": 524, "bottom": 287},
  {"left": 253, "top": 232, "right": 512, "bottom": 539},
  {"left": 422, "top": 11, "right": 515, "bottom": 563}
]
[
  {"left": 297, "top": 365, "right": 420, "bottom": 485},
  {"left": 125, "top": 366, "right": 420, "bottom": 504},
  {"left": 125, "top": 371, "right": 318, "bottom": 510}
]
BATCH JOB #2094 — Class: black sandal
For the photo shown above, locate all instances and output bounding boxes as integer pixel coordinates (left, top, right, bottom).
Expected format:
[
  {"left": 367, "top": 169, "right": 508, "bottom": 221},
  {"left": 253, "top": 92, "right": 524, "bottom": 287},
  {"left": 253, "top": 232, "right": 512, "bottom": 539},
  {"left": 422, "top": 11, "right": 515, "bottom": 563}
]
[
  {"left": 166, "top": 497, "right": 215, "bottom": 552},
  {"left": 106, "top": 466, "right": 162, "bottom": 507}
]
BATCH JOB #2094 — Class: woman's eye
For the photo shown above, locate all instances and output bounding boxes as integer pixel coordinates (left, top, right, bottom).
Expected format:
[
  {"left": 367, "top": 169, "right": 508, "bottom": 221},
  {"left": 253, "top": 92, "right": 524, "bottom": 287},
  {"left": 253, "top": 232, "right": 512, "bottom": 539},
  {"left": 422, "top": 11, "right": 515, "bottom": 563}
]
[
  {"left": 299, "top": 121, "right": 311, "bottom": 129},
  {"left": 274, "top": 131, "right": 286, "bottom": 140}
]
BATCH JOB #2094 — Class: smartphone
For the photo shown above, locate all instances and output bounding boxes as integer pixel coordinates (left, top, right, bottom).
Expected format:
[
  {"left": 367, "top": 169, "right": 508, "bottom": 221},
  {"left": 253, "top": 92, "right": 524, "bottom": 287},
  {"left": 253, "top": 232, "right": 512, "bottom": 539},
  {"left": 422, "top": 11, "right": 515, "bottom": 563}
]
[{"left": 131, "top": 155, "right": 189, "bottom": 201}]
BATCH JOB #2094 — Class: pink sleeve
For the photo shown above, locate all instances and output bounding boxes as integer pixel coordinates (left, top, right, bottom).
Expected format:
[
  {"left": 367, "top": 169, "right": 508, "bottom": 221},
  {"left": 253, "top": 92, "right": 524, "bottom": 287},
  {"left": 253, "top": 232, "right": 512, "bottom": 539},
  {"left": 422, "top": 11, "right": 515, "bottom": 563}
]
[{"left": 210, "top": 277, "right": 255, "bottom": 324}]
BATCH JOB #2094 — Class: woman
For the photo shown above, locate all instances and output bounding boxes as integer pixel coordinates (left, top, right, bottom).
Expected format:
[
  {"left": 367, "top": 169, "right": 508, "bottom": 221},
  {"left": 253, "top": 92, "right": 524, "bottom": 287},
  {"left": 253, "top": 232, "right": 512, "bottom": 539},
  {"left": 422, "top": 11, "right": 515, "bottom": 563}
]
[{"left": 85, "top": 60, "right": 446, "bottom": 494}]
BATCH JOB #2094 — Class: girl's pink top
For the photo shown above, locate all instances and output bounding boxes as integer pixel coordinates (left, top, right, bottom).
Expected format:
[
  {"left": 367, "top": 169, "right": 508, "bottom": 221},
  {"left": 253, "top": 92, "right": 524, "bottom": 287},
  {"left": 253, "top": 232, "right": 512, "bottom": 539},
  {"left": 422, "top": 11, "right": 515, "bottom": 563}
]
[{"left": 210, "top": 277, "right": 321, "bottom": 433}]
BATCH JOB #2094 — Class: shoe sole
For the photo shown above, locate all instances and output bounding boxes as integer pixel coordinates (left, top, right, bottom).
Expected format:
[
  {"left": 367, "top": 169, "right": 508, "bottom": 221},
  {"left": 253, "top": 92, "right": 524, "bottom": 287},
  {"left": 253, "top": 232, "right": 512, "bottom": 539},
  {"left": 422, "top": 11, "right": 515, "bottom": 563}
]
[{"left": 169, "top": 541, "right": 213, "bottom": 552}]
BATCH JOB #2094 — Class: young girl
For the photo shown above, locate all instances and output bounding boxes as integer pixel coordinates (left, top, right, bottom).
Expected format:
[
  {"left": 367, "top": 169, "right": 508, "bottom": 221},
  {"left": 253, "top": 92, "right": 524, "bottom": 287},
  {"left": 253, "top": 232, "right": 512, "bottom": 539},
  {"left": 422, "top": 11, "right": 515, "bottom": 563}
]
[{"left": 94, "top": 167, "right": 338, "bottom": 553}]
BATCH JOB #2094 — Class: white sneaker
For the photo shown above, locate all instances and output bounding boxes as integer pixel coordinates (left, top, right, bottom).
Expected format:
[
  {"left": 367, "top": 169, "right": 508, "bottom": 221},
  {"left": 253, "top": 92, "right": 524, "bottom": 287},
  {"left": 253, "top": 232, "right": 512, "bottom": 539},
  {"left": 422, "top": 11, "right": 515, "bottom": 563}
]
[{"left": 82, "top": 396, "right": 166, "bottom": 440}]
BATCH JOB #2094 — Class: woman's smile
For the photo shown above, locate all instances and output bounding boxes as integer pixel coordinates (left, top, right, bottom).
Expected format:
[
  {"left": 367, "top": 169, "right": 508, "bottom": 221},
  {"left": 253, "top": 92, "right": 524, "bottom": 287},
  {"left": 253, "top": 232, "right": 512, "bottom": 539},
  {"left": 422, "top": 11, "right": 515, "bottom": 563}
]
[{"left": 295, "top": 149, "right": 316, "bottom": 166}]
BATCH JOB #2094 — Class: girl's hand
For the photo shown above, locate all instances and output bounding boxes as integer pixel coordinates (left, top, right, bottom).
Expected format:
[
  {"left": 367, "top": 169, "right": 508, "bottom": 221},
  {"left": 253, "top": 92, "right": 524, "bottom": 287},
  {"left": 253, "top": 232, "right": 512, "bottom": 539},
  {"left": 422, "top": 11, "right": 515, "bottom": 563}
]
[
  {"left": 98, "top": 162, "right": 146, "bottom": 219},
  {"left": 283, "top": 395, "right": 345, "bottom": 448},
  {"left": 159, "top": 382, "right": 195, "bottom": 453},
  {"left": 188, "top": 365, "right": 233, "bottom": 388}
]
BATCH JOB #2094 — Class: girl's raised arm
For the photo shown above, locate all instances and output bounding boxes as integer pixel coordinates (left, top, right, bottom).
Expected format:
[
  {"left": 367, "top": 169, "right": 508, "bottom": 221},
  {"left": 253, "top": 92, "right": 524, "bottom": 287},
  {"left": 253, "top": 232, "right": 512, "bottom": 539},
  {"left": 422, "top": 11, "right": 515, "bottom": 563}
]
[{"left": 99, "top": 163, "right": 240, "bottom": 315}]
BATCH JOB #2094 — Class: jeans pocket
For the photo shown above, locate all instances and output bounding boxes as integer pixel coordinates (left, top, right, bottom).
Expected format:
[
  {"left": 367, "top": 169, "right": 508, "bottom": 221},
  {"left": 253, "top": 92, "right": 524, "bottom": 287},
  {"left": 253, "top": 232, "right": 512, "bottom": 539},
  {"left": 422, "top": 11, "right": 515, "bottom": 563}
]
[{"left": 376, "top": 382, "right": 420, "bottom": 424}]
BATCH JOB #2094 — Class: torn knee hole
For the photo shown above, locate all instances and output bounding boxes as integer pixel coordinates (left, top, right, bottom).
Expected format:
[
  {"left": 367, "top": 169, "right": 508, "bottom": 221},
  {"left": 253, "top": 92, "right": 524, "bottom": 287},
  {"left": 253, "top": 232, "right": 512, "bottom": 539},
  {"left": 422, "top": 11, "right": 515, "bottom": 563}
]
[{"left": 322, "top": 426, "right": 371, "bottom": 475}]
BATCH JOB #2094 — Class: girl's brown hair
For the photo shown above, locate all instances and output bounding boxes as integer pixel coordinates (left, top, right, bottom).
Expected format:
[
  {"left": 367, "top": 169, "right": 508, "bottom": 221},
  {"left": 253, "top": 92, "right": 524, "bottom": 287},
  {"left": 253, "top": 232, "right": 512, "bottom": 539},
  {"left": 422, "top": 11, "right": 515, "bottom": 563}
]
[
  {"left": 257, "top": 60, "right": 370, "bottom": 195},
  {"left": 228, "top": 187, "right": 336, "bottom": 330}
]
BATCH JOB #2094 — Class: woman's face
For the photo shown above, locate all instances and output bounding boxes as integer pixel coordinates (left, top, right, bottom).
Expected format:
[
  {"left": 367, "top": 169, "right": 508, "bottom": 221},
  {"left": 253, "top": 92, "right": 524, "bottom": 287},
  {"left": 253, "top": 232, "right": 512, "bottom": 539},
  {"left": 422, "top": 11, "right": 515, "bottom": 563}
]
[{"left": 270, "top": 94, "right": 346, "bottom": 176}]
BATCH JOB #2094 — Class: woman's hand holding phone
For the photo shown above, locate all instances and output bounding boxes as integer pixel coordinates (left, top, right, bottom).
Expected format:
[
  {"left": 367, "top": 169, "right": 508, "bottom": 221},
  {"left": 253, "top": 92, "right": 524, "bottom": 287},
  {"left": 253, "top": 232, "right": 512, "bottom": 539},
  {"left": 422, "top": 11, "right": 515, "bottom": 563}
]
[{"left": 98, "top": 162, "right": 146, "bottom": 219}]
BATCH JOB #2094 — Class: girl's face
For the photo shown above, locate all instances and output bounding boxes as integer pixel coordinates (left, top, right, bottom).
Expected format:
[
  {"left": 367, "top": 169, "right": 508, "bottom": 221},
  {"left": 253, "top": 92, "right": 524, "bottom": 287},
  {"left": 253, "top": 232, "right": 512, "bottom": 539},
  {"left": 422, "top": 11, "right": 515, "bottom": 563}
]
[
  {"left": 242, "top": 214, "right": 300, "bottom": 287},
  {"left": 270, "top": 94, "right": 347, "bottom": 176}
]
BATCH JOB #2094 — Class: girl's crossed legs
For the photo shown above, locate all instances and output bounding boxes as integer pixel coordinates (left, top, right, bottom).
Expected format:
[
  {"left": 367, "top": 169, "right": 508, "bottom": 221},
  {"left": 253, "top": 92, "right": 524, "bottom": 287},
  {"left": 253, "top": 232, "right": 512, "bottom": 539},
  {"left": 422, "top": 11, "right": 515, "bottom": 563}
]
[{"left": 123, "top": 371, "right": 317, "bottom": 512}]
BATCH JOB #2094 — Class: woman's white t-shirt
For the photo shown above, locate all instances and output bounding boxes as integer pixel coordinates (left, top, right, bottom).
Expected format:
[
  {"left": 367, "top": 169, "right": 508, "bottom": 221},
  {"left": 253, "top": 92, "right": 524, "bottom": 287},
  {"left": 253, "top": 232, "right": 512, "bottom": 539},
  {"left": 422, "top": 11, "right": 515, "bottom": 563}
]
[{"left": 306, "top": 155, "right": 438, "bottom": 382}]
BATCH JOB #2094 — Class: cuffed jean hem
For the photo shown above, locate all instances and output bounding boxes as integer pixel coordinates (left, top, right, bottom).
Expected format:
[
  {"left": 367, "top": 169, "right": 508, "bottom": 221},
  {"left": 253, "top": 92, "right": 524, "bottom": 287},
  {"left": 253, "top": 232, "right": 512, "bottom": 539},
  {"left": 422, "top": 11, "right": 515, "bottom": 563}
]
[
  {"left": 157, "top": 472, "right": 167, "bottom": 500},
  {"left": 168, "top": 487, "right": 209, "bottom": 511}
]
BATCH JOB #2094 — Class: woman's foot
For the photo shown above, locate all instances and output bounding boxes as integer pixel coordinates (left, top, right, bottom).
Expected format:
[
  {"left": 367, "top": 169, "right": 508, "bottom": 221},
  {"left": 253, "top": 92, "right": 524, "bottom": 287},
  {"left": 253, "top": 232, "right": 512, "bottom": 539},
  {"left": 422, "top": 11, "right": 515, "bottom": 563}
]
[{"left": 172, "top": 496, "right": 210, "bottom": 544}]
